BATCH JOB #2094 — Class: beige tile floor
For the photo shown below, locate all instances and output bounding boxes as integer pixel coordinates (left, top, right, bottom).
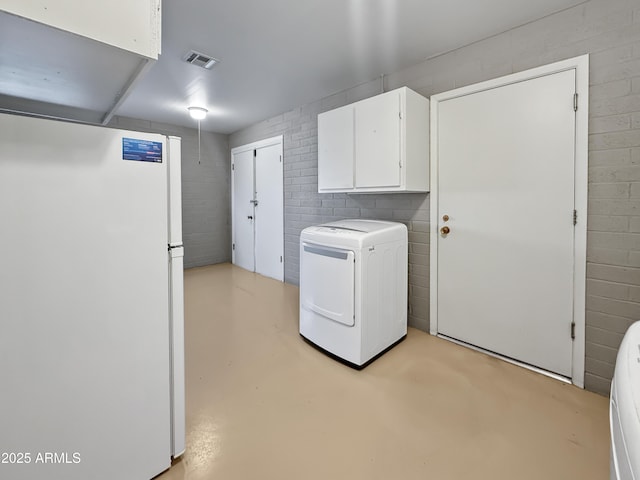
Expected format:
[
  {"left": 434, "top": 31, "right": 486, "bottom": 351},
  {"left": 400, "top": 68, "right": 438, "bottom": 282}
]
[{"left": 158, "top": 263, "right": 609, "bottom": 480}]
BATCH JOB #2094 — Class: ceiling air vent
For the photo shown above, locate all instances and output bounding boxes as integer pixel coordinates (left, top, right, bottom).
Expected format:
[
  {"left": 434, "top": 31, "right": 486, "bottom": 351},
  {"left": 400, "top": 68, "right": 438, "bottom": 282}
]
[{"left": 183, "top": 50, "right": 219, "bottom": 70}]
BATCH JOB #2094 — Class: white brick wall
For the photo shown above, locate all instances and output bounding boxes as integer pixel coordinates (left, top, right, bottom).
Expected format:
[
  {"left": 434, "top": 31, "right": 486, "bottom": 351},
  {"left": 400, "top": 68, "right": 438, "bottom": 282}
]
[
  {"left": 231, "top": 0, "right": 640, "bottom": 394},
  {"left": 109, "top": 116, "right": 231, "bottom": 269}
]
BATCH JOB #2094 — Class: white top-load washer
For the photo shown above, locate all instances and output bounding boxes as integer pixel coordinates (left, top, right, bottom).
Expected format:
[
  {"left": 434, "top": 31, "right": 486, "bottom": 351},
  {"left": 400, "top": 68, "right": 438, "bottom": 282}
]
[
  {"left": 610, "top": 321, "right": 640, "bottom": 480},
  {"left": 299, "top": 219, "right": 408, "bottom": 367}
]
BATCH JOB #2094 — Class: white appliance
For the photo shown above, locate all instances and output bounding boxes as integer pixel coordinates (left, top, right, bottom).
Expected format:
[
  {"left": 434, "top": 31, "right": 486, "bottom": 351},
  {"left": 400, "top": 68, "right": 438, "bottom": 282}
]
[
  {"left": 0, "top": 113, "right": 185, "bottom": 480},
  {"left": 299, "top": 219, "right": 408, "bottom": 367},
  {"left": 610, "top": 321, "right": 640, "bottom": 480}
]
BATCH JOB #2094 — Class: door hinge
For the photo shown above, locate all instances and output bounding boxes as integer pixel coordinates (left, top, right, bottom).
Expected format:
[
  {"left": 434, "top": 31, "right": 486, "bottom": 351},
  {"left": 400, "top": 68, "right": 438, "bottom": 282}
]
[
  {"left": 280, "top": 155, "right": 282, "bottom": 163},
  {"left": 232, "top": 163, "right": 234, "bottom": 171},
  {"left": 253, "top": 149, "right": 257, "bottom": 157},
  {"left": 573, "top": 93, "right": 578, "bottom": 112},
  {"left": 570, "top": 321, "right": 576, "bottom": 340},
  {"left": 232, "top": 243, "right": 235, "bottom": 250},
  {"left": 280, "top": 256, "right": 283, "bottom": 263},
  {"left": 399, "top": 111, "right": 402, "bottom": 120},
  {"left": 573, "top": 209, "right": 577, "bottom": 225}
]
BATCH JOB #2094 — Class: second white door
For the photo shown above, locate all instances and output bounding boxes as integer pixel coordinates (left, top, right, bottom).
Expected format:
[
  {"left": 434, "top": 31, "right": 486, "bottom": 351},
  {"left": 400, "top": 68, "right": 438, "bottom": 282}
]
[
  {"left": 232, "top": 137, "right": 284, "bottom": 282},
  {"left": 434, "top": 68, "right": 579, "bottom": 378}
]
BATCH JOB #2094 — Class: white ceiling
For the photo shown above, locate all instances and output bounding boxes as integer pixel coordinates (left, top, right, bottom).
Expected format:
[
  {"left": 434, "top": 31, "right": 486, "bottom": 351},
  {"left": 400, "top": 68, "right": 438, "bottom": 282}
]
[{"left": 5, "top": 0, "right": 587, "bottom": 134}]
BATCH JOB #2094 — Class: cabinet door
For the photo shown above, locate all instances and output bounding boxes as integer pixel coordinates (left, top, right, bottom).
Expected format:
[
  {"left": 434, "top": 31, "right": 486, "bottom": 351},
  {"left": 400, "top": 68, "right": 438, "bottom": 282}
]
[
  {"left": 318, "top": 105, "right": 354, "bottom": 191},
  {"left": 355, "top": 90, "right": 401, "bottom": 188}
]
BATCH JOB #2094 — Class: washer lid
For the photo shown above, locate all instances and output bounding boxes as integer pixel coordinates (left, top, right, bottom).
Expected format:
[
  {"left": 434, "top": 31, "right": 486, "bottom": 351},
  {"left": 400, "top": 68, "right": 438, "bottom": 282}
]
[
  {"left": 300, "top": 219, "right": 407, "bottom": 249},
  {"left": 320, "top": 219, "right": 404, "bottom": 233}
]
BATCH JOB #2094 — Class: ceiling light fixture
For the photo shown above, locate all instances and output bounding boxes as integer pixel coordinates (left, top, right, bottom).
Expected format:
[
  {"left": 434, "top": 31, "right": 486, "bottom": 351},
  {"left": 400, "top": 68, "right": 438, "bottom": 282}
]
[
  {"left": 188, "top": 106, "right": 208, "bottom": 120},
  {"left": 188, "top": 106, "right": 208, "bottom": 166}
]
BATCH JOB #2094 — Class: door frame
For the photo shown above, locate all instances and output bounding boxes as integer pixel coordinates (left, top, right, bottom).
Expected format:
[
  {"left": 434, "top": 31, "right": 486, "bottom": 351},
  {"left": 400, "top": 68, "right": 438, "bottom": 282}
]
[
  {"left": 429, "top": 55, "right": 588, "bottom": 387},
  {"left": 231, "top": 135, "right": 284, "bottom": 281}
]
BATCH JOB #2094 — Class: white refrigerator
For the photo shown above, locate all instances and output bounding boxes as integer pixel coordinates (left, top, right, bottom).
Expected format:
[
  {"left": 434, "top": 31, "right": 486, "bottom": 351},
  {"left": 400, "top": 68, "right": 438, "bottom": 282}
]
[{"left": 0, "top": 113, "right": 185, "bottom": 480}]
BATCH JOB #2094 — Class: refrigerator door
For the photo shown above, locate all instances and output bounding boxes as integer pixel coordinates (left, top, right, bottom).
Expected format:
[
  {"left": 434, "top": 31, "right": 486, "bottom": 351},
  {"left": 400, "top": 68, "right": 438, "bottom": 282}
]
[
  {"left": 169, "top": 245, "right": 186, "bottom": 458},
  {"left": 0, "top": 113, "right": 172, "bottom": 480},
  {"left": 167, "top": 135, "right": 185, "bottom": 457},
  {"left": 167, "top": 135, "right": 183, "bottom": 247}
]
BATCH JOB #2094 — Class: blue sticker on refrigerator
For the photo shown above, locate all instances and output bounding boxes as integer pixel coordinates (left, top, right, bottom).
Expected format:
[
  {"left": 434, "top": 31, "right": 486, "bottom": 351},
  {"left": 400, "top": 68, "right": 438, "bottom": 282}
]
[{"left": 122, "top": 137, "right": 163, "bottom": 163}]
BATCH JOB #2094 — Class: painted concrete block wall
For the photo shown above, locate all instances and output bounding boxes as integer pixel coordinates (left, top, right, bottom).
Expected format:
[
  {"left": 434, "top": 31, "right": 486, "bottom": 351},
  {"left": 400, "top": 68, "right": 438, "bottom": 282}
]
[
  {"left": 231, "top": 0, "right": 640, "bottom": 394},
  {"left": 110, "top": 116, "right": 231, "bottom": 268}
]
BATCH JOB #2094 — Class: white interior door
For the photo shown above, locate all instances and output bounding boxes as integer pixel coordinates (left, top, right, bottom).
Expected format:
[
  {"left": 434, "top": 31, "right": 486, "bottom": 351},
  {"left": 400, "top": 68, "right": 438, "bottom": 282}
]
[
  {"left": 255, "top": 143, "right": 284, "bottom": 281},
  {"left": 231, "top": 136, "right": 284, "bottom": 281},
  {"left": 232, "top": 149, "right": 255, "bottom": 272},
  {"left": 435, "top": 69, "right": 576, "bottom": 378}
]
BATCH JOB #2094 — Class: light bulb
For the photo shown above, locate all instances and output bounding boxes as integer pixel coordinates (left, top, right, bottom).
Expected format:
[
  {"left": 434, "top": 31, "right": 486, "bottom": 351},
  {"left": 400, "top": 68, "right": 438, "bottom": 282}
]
[{"left": 188, "top": 106, "right": 208, "bottom": 120}]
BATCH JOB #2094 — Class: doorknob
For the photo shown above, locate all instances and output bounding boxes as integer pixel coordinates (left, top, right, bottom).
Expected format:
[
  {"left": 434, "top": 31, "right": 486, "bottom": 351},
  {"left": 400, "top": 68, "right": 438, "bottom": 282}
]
[
  {"left": 440, "top": 226, "right": 450, "bottom": 235},
  {"left": 247, "top": 215, "right": 253, "bottom": 220}
]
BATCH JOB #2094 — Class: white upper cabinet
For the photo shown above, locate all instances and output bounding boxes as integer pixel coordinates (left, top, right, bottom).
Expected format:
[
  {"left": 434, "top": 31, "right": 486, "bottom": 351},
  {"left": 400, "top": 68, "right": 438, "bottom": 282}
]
[
  {"left": 355, "top": 90, "right": 402, "bottom": 189},
  {"left": 317, "top": 104, "right": 355, "bottom": 191},
  {"left": 318, "top": 87, "right": 429, "bottom": 193}
]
